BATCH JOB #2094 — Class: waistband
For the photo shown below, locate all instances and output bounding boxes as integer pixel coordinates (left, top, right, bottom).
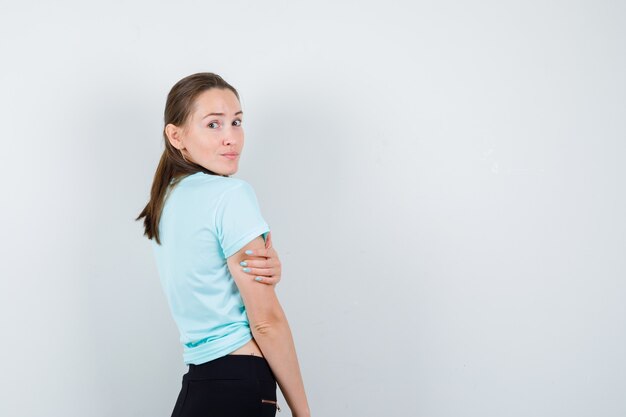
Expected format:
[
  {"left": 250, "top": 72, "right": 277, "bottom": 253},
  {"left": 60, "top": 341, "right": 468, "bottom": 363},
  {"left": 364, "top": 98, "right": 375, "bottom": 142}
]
[{"left": 184, "top": 354, "right": 275, "bottom": 381}]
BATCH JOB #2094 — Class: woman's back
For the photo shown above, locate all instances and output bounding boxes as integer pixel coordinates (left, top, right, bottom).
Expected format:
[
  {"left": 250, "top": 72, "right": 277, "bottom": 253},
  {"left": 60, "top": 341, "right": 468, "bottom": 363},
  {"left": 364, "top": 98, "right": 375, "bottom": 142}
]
[{"left": 152, "top": 171, "right": 270, "bottom": 365}]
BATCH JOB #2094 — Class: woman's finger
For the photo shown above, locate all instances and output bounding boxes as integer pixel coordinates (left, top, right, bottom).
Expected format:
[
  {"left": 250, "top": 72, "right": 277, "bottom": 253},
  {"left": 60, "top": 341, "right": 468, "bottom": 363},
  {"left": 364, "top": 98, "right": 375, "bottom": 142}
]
[
  {"left": 244, "top": 248, "right": 271, "bottom": 258},
  {"left": 253, "top": 275, "right": 278, "bottom": 285},
  {"left": 245, "top": 245, "right": 279, "bottom": 263},
  {"left": 241, "top": 266, "right": 274, "bottom": 277},
  {"left": 239, "top": 259, "right": 274, "bottom": 269}
]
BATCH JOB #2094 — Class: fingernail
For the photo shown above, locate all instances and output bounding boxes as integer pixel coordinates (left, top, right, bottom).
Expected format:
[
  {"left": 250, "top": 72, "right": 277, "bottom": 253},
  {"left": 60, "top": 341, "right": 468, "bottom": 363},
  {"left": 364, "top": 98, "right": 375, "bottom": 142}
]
[
  {"left": 239, "top": 261, "right": 247, "bottom": 266},
  {"left": 242, "top": 267, "right": 251, "bottom": 272},
  {"left": 255, "top": 277, "right": 263, "bottom": 282},
  {"left": 245, "top": 250, "right": 253, "bottom": 255}
]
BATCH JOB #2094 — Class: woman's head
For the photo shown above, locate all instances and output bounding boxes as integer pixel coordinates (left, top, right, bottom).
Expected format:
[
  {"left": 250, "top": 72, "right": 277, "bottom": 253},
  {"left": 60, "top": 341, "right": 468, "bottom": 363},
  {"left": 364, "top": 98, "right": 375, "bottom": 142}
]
[
  {"left": 136, "top": 72, "right": 242, "bottom": 244},
  {"left": 163, "top": 73, "right": 243, "bottom": 176}
]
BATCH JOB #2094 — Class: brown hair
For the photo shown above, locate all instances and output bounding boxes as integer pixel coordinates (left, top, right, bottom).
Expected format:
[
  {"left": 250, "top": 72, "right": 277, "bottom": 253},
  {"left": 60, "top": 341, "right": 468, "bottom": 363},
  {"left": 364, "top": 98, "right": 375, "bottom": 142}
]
[{"left": 135, "top": 72, "right": 240, "bottom": 245}]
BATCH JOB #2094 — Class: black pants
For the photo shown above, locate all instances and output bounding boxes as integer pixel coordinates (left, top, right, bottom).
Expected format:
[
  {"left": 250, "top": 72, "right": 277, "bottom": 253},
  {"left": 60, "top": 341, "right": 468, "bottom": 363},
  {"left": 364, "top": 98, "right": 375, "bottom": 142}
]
[{"left": 171, "top": 354, "right": 279, "bottom": 417}]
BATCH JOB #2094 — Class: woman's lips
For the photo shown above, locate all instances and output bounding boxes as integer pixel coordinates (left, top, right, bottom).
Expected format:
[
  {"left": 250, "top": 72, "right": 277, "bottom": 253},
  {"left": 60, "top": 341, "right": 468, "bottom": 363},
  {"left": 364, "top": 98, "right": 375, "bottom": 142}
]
[{"left": 222, "top": 153, "right": 239, "bottom": 160}]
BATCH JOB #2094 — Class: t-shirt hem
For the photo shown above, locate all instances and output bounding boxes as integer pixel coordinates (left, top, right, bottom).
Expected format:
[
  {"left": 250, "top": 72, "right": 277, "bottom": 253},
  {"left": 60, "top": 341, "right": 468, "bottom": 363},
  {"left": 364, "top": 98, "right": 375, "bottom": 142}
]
[{"left": 183, "top": 331, "right": 254, "bottom": 365}]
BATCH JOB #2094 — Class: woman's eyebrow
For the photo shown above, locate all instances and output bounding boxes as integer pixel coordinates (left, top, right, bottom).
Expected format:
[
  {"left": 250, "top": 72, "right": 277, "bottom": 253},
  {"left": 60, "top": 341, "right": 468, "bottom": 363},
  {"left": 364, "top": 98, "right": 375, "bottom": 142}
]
[{"left": 202, "top": 110, "right": 243, "bottom": 119}]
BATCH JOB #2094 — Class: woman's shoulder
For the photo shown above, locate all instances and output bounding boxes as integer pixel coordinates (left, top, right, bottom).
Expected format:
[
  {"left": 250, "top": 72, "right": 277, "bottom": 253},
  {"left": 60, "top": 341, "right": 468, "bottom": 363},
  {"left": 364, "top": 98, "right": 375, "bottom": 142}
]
[{"left": 183, "top": 172, "right": 256, "bottom": 197}]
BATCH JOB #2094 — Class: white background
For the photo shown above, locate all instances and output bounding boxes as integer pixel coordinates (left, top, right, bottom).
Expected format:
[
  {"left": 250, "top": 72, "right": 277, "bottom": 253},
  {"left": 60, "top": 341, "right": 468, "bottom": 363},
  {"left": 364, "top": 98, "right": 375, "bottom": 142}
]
[{"left": 1, "top": 1, "right": 624, "bottom": 416}]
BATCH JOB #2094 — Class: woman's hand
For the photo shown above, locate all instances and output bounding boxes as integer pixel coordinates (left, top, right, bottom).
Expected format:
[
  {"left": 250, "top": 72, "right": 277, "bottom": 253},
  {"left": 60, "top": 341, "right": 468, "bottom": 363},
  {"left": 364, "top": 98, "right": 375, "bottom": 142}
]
[{"left": 239, "top": 231, "right": 282, "bottom": 285}]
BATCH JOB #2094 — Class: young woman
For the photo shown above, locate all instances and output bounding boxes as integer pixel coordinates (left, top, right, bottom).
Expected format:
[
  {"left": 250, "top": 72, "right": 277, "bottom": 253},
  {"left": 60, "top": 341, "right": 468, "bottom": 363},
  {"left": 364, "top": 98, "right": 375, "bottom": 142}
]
[{"left": 136, "top": 72, "right": 310, "bottom": 417}]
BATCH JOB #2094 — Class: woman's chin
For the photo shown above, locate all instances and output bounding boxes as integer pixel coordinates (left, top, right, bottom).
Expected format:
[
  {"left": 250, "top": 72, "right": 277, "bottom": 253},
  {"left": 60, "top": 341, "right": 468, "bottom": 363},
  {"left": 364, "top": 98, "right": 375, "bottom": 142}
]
[
  {"left": 221, "top": 166, "right": 238, "bottom": 176},
  {"left": 200, "top": 162, "right": 238, "bottom": 176}
]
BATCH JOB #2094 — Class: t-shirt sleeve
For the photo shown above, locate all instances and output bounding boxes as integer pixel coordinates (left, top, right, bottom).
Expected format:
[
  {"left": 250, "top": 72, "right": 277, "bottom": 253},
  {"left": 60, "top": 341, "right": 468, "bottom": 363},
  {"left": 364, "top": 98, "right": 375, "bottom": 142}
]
[{"left": 215, "top": 181, "right": 270, "bottom": 259}]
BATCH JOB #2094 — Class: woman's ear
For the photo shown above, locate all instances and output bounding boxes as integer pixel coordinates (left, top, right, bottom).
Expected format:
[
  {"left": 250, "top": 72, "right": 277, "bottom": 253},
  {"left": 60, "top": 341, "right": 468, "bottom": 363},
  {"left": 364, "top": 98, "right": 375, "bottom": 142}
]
[{"left": 165, "top": 123, "right": 184, "bottom": 150}]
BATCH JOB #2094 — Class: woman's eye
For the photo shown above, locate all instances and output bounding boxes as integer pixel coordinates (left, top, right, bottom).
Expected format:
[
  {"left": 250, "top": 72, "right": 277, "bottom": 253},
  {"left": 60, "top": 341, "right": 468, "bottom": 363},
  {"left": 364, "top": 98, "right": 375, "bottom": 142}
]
[
  {"left": 233, "top": 119, "right": 242, "bottom": 126},
  {"left": 208, "top": 122, "right": 219, "bottom": 128}
]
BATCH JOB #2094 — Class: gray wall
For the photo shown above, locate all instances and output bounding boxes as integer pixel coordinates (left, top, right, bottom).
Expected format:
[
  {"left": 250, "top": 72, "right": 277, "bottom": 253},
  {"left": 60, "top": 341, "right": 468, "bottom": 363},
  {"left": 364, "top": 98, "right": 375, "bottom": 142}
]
[{"left": 1, "top": 1, "right": 624, "bottom": 416}]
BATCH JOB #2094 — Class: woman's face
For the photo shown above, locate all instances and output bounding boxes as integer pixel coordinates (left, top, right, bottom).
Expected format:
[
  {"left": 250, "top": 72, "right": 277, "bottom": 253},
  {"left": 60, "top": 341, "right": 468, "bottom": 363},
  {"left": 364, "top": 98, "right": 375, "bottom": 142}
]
[{"left": 171, "top": 88, "right": 244, "bottom": 176}]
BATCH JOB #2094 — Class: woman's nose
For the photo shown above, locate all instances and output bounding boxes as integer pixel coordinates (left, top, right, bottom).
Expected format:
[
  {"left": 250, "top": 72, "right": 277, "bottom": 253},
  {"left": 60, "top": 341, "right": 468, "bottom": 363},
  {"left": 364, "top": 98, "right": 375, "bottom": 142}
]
[
  {"left": 223, "top": 127, "right": 241, "bottom": 145},
  {"left": 223, "top": 134, "right": 239, "bottom": 145}
]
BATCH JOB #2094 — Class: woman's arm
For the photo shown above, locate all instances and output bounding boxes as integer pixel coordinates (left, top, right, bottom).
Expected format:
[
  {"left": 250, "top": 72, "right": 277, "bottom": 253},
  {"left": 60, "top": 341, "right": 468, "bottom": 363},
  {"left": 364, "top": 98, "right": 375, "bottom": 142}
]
[{"left": 227, "top": 235, "right": 311, "bottom": 417}]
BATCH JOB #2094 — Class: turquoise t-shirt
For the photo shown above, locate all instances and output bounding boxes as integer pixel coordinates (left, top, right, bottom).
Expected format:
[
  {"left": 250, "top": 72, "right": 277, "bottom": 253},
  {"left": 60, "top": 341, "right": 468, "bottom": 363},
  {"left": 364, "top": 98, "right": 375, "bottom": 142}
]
[{"left": 151, "top": 171, "right": 270, "bottom": 365}]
